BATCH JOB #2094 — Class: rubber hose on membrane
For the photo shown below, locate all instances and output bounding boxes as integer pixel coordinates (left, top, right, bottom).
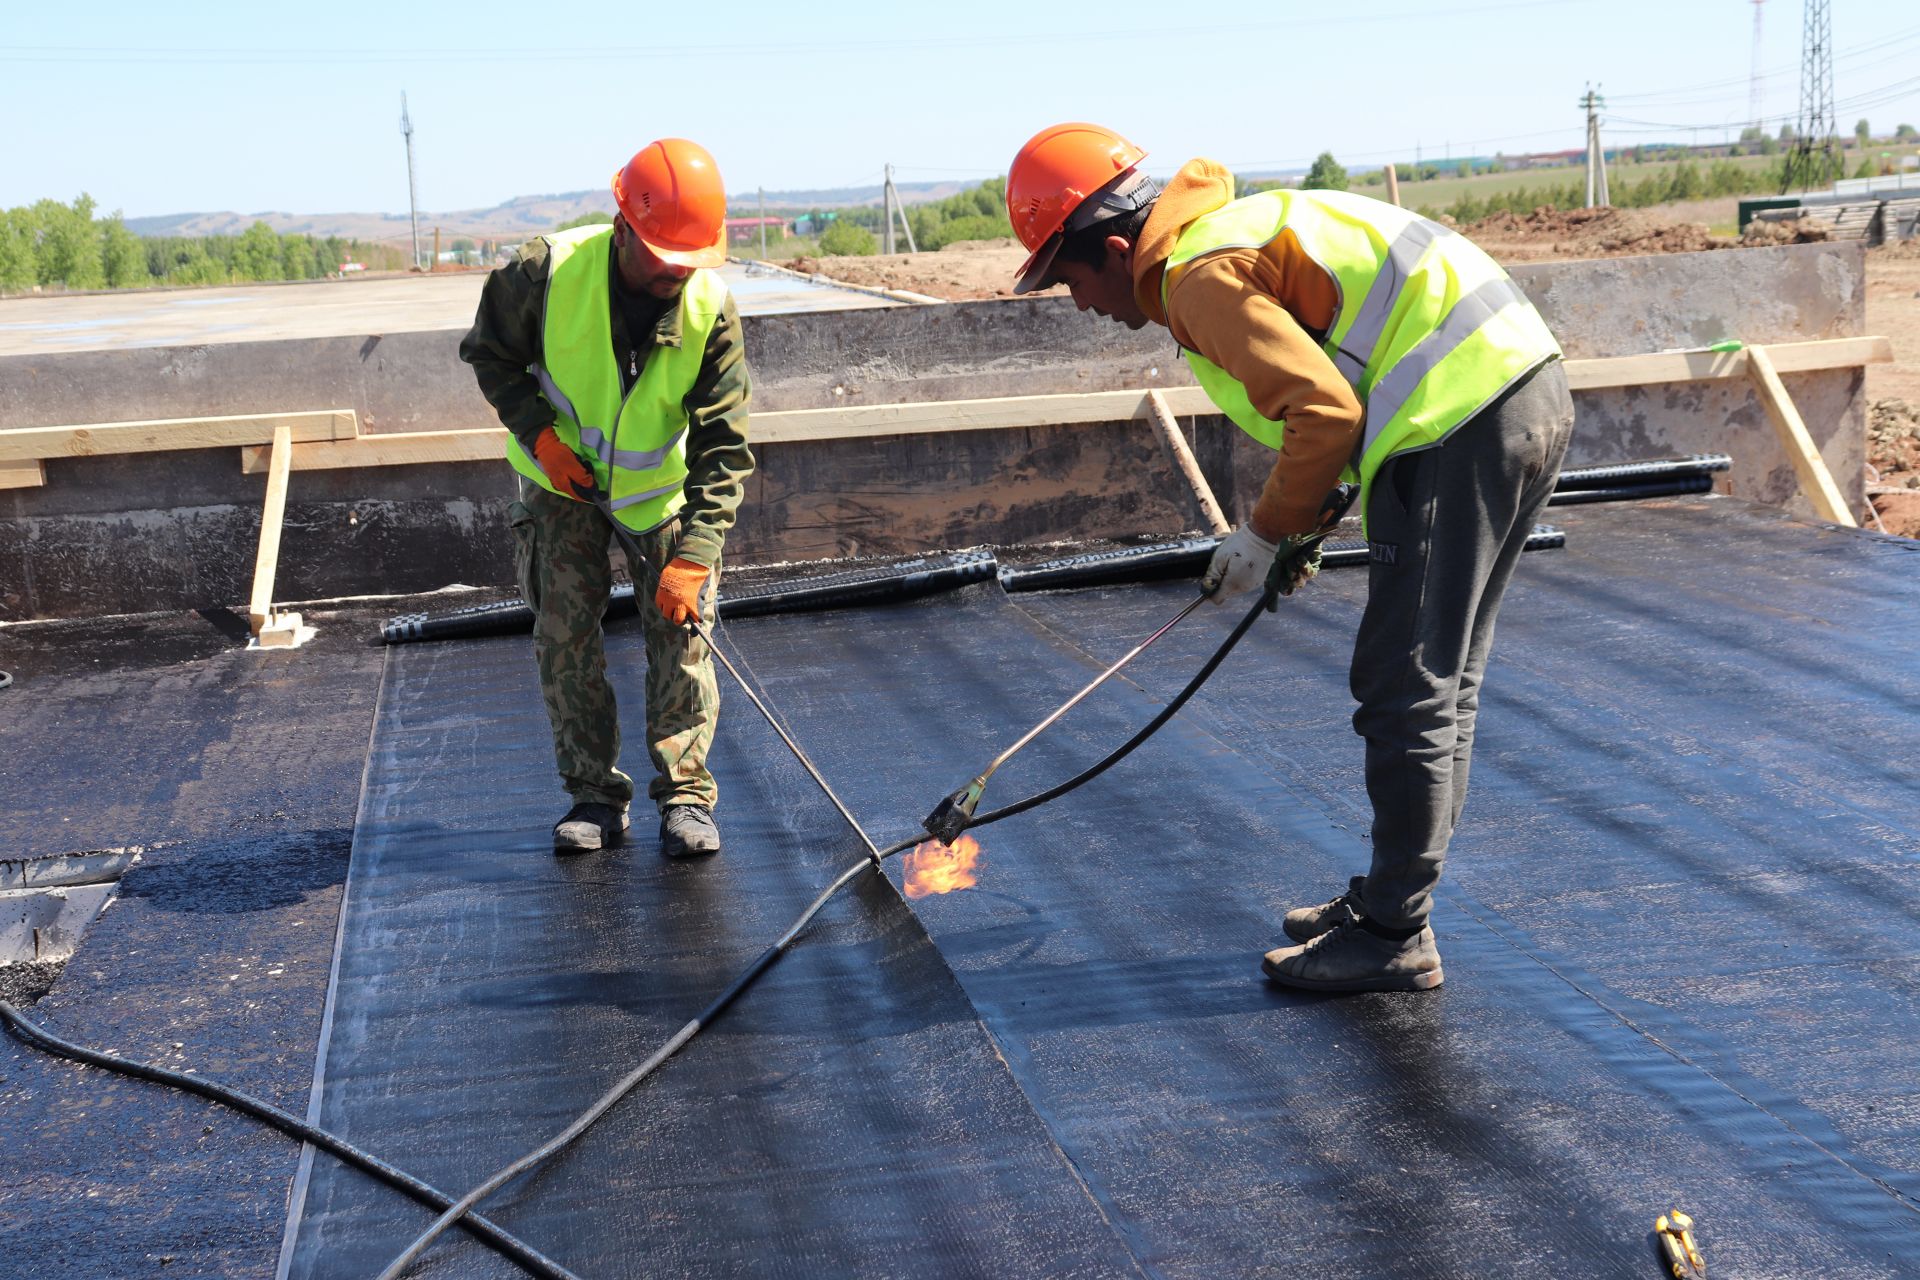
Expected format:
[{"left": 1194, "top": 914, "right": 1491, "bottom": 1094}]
[
  {"left": 0, "top": 999, "right": 583, "bottom": 1280},
  {"left": 372, "top": 584, "right": 1282, "bottom": 1280}
]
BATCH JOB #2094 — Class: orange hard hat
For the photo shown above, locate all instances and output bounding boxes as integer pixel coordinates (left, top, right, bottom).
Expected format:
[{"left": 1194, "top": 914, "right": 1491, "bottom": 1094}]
[
  {"left": 1006, "top": 122, "right": 1152, "bottom": 293},
  {"left": 612, "top": 138, "right": 728, "bottom": 269}
]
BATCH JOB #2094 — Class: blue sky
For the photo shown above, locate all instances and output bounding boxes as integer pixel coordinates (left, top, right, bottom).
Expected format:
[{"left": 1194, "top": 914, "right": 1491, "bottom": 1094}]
[{"left": 4, "top": 0, "right": 1919, "bottom": 218}]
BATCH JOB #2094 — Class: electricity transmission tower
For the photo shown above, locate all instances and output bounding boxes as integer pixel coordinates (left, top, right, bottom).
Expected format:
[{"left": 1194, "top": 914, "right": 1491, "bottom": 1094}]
[
  {"left": 400, "top": 92, "right": 421, "bottom": 271},
  {"left": 1748, "top": 0, "right": 1766, "bottom": 131},
  {"left": 1781, "top": 0, "right": 1840, "bottom": 192},
  {"left": 1581, "top": 84, "right": 1610, "bottom": 207}
]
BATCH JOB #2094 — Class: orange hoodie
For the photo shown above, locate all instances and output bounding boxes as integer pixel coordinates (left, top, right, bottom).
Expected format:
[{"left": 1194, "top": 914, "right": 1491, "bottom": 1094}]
[{"left": 1132, "top": 158, "right": 1363, "bottom": 539}]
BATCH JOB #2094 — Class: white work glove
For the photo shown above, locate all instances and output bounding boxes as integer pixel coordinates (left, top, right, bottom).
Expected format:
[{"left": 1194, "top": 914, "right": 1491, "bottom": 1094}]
[{"left": 1201, "top": 525, "right": 1280, "bottom": 606}]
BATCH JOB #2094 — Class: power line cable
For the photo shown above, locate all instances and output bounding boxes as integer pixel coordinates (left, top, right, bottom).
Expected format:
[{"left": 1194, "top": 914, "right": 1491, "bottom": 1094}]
[{"left": 0, "top": 2, "right": 1612, "bottom": 65}]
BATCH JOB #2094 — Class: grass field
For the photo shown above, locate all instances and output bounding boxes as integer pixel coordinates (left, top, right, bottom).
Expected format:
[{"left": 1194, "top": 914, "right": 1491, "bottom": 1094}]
[{"left": 1353, "top": 145, "right": 1920, "bottom": 217}]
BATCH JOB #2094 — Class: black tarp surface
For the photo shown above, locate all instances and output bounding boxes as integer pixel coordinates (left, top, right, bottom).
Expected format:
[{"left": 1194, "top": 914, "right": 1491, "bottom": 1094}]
[
  {"left": 286, "top": 495, "right": 1920, "bottom": 1279},
  {"left": 718, "top": 497, "right": 1920, "bottom": 1278},
  {"left": 0, "top": 605, "right": 386, "bottom": 1279},
  {"left": 281, "top": 634, "right": 1142, "bottom": 1279}
]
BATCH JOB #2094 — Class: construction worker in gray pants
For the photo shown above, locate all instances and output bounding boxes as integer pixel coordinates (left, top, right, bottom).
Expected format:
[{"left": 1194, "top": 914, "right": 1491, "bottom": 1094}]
[{"left": 1004, "top": 123, "right": 1572, "bottom": 992}]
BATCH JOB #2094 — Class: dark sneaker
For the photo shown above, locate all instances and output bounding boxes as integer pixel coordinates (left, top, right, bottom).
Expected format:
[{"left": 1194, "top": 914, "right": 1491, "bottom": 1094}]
[
  {"left": 1283, "top": 874, "right": 1368, "bottom": 944},
  {"left": 1262, "top": 918, "right": 1444, "bottom": 993},
  {"left": 553, "top": 801, "right": 629, "bottom": 854},
  {"left": 659, "top": 804, "right": 721, "bottom": 859}
]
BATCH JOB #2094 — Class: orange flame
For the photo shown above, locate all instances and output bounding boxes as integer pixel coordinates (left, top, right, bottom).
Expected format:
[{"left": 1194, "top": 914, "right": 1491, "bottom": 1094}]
[{"left": 901, "top": 834, "right": 984, "bottom": 899}]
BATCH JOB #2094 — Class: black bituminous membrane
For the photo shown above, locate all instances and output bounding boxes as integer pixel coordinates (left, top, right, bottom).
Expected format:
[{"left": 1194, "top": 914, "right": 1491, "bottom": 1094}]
[
  {"left": 717, "top": 497, "right": 1920, "bottom": 1278},
  {"left": 0, "top": 606, "right": 385, "bottom": 1279},
  {"left": 283, "top": 632, "right": 1139, "bottom": 1279}
]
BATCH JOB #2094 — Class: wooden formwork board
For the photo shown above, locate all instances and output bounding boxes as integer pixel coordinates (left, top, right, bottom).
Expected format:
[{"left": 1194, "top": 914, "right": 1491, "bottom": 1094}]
[
  {"left": 0, "top": 459, "right": 46, "bottom": 489},
  {"left": 0, "top": 410, "right": 357, "bottom": 463}
]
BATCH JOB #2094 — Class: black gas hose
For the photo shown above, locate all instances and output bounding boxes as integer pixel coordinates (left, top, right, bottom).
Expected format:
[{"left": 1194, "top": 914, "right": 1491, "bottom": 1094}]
[
  {"left": 0, "top": 998, "right": 582, "bottom": 1280},
  {"left": 374, "top": 580, "right": 1281, "bottom": 1279}
]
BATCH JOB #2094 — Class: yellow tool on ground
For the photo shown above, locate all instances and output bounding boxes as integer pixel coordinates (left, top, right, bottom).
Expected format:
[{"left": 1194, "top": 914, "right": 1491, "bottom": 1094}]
[{"left": 1655, "top": 1208, "right": 1706, "bottom": 1278}]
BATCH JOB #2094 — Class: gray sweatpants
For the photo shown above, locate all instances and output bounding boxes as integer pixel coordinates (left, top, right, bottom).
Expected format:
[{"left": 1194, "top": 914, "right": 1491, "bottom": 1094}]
[{"left": 1351, "top": 360, "right": 1575, "bottom": 929}]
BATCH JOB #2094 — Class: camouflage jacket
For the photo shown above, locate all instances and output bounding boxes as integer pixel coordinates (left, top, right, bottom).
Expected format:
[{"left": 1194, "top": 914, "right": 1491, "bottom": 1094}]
[{"left": 458, "top": 235, "right": 753, "bottom": 568}]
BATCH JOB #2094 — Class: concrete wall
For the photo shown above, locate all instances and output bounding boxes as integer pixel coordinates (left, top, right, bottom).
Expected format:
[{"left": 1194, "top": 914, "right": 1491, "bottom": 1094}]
[{"left": 0, "top": 242, "right": 1871, "bottom": 620}]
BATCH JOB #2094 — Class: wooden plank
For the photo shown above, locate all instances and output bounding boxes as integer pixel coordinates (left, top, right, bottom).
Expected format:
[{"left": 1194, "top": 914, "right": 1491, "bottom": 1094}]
[
  {"left": 240, "top": 428, "right": 507, "bottom": 473},
  {"left": 746, "top": 338, "right": 1886, "bottom": 444},
  {"left": 751, "top": 387, "right": 1217, "bottom": 444},
  {"left": 178, "top": 335, "right": 1888, "bottom": 469},
  {"left": 1746, "top": 344, "right": 1857, "bottom": 526},
  {"left": 248, "top": 425, "right": 294, "bottom": 635},
  {"left": 1145, "top": 390, "right": 1231, "bottom": 535},
  {"left": 0, "top": 410, "right": 356, "bottom": 463},
  {"left": 0, "top": 459, "right": 46, "bottom": 489},
  {"left": 1563, "top": 336, "right": 1891, "bottom": 392}
]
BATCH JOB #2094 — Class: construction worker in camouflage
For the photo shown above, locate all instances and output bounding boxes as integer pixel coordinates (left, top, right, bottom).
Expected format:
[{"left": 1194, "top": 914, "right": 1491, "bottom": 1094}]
[
  {"left": 1007, "top": 124, "right": 1573, "bottom": 993},
  {"left": 459, "top": 138, "right": 753, "bottom": 858}
]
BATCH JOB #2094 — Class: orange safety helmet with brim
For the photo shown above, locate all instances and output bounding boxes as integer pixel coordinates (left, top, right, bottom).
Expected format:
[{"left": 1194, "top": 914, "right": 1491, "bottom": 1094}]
[
  {"left": 1007, "top": 122, "right": 1159, "bottom": 294},
  {"left": 612, "top": 138, "right": 728, "bottom": 269}
]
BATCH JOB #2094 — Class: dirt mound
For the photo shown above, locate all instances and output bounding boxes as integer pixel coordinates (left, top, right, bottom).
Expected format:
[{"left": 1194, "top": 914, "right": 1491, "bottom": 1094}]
[
  {"left": 1740, "top": 217, "right": 1831, "bottom": 246},
  {"left": 766, "top": 247, "right": 1034, "bottom": 301},
  {"left": 1460, "top": 205, "right": 1734, "bottom": 262},
  {"left": 1868, "top": 398, "right": 1920, "bottom": 538},
  {"left": 938, "top": 237, "right": 1020, "bottom": 253},
  {"left": 1871, "top": 398, "right": 1920, "bottom": 471}
]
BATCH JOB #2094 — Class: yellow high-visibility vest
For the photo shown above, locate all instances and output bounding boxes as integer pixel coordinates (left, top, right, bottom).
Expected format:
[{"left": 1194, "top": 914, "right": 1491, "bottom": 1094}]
[
  {"left": 1162, "top": 189, "right": 1561, "bottom": 525},
  {"left": 506, "top": 223, "right": 725, "bottom": 532}
]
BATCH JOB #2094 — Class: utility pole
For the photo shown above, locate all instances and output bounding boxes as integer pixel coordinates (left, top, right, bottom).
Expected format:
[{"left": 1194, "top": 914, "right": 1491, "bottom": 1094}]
[
  {"left": 879, "top": 162, "right": 916, "bottom": 255},
  {"left": 1749, "top": 0, "right": 1767, "bottom": 132},
  {"left": 1581, "top": 84, "right": 1611, "bottom": 207},
  {"left": 400, "top": 92, "right": 420, "bottom": 272},
  {"left": 1781, "top": 0, "right": 1839, "bottom": 192},
  {"left": 881, "top": 164, "right": 895, "bottom": 255},
  {"left": 758, "top": 187, "right": 768, "bottom": 259}
]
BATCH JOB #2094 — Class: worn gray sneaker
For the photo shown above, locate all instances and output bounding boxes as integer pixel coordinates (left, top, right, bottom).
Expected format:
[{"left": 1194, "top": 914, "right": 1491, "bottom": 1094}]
[
  {"left": 660, "top": 804, "right": 721, "bottom": 859},
  {"left": 1283, "top": 875, "right": 1368, "bottom": 944},
  {"left": 1262, "top": 917, "right": 1444, "bottom": 993},
  {"left": 554, "top": 801, "right": 629, "bottom": 854}
]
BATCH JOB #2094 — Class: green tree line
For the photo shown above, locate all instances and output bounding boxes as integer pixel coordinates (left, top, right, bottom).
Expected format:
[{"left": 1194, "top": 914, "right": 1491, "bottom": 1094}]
[
  {"left": 1413, "top": 157, "right": 1841, "bottom": 224},
  {"left": 791, "top": 180, "right": 1017, "bottom": 257},
  {"left": 1245, "top": 150, "right": 1884, "bottom": 225},
  {"left": 906, "top": 177, "right": 1014, "bottom": 251},
  {"left": 0, "top": 195, "right": 407, "bottom": 293}
]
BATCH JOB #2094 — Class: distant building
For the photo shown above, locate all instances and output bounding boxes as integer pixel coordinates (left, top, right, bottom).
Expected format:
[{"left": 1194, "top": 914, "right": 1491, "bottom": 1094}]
[{"left": 725, "top": 217, "right": 788, "bottom": 245}]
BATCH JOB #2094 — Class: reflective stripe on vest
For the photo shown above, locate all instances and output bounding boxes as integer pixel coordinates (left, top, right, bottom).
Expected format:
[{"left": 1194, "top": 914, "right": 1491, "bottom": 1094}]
[
  {"left": 528, "top": 364, "right": 689, "bottom": 472},
  {"left": 1161, "top": 189, "right": 1560, "bottom": 526},
  {"left": 1329, "top": 217, "right": 1451, "bottom": 385},
  {"left": 505, "top": 223, "right": 725, "bottom": 532}
]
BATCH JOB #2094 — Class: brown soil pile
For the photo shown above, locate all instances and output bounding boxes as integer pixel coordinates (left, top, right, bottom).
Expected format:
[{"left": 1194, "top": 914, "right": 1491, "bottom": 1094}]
[
  {"left": 1739, "top": 217, "right": 1831, "bottom": 246},
  {"left": 1868, "top": 398, "right": 1920, "bottom": 537},
  {"left": 770, "top": 248, "right": 1035, "bottom": 300},
  {"left": 1457, "top": 205, "right": 1734, "bottom": 261},
  {"left": 939, "top": 237, "right": 1021, "bottom": 253}
]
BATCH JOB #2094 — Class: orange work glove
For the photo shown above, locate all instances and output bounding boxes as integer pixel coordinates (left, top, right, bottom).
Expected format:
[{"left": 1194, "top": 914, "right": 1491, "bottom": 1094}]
[
  {"left": 531, "top": 427, "right": 595, "bottom": 499},
  {"left": 655, "top": 557, "right": 710, "bottom": 627}
]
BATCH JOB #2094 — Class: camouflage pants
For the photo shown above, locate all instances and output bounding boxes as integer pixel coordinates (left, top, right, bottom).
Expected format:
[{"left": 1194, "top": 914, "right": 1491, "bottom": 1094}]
[{"left": 508, "top": 478, "right": 720, "bottom": 814}]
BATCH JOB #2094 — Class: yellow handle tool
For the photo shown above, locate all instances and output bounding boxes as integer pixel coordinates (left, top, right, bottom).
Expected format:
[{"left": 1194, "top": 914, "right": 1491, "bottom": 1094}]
[{"left": 1655, "top": 1208, "right": 1706, "bottom": 1279}]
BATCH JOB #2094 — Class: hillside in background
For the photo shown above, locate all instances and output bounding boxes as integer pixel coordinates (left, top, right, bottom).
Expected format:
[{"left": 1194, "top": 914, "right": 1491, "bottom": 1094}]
[{"left": 123, "top": 178, "right": 973, "bottom": 243}]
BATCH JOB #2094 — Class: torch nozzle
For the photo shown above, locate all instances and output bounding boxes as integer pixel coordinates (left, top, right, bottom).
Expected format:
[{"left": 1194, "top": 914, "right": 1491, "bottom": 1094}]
[{"left": 923, "top": 777, "right": 985, "bottom": 845}]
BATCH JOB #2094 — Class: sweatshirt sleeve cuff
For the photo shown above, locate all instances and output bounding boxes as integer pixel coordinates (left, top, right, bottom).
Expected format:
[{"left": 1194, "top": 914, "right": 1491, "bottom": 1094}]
[{"left": 673, "top": 527, "right": 726, "bottom": 569}]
